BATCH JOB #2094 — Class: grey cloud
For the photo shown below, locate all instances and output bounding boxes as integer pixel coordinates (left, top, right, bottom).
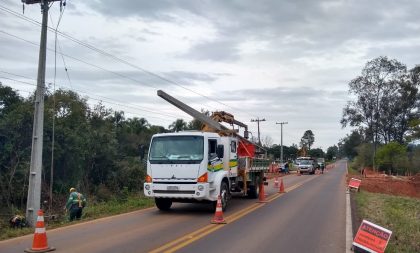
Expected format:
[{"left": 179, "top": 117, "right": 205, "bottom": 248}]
[
  {"left": 181, "top": 39, "right": 240, "bottom": 61},
  {"left": 86, "top": 0, "right": 420, "bottom": 63}
]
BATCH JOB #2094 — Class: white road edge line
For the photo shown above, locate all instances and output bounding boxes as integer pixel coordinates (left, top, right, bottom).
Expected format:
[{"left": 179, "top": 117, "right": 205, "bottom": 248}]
[{"left": 345, "top": 161, "right": 353, "bottom": 253}]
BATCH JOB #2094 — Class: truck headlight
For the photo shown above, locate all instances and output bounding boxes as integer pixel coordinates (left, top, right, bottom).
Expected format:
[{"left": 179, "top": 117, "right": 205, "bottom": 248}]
[
  {"left": 145, "top": 185, "right": 150, "bottom": 190},
  {"left": 197, "top": 185, "right": 204, "bottom": 191}
]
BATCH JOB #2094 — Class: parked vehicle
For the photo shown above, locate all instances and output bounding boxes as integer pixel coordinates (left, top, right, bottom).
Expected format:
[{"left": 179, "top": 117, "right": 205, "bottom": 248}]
[
  {"left": 143, "top": 90, "right": 269, "bottom": 211},
  {"left": 296, "top": 157, "right": 317, "bottom": 175}
]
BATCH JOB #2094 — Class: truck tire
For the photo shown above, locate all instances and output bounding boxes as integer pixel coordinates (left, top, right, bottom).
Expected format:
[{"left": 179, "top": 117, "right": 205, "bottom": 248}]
[
  {"left": 155, "top": 198, "right": 172, "bottom": 211},
  {"left": 220, "top": 181, "right": 229, "bottom": 211},
  {"left": 247, "top": 185, "right": 259, "bottom": 199}
]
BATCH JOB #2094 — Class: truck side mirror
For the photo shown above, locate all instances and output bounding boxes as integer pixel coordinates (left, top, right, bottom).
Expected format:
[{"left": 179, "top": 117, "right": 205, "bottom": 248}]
[{"left": 216, "top": 145, "right": 224, "bottom": 158}]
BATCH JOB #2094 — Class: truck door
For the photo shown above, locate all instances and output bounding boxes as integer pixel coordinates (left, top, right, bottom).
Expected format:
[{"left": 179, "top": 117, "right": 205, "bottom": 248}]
[{"left": 229, "top": 139, "right": 238, "bottom": 176}]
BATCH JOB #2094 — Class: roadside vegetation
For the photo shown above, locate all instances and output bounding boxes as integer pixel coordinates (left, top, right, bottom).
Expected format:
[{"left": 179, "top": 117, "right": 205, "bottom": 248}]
[
  {"left": 0, "top": 193, "right": 154, "bottom": 241},
  {"left": 354, "top": 191, "right": 420, "bottom": 253}
]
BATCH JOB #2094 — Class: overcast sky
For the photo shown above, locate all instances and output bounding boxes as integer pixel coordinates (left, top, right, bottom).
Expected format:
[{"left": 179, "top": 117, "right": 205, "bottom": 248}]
[{"left": 1, "top": 0, "right": 420, "bottom": 150}]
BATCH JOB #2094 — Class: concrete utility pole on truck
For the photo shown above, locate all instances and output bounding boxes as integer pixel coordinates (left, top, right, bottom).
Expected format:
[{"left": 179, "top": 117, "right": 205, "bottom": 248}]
[{"left": 143, "top": 90, "right": 270, "bottom": 211}]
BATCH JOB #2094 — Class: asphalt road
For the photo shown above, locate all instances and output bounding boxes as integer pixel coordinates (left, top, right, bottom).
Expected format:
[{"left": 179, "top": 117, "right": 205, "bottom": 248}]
[
  {"left": 0, "top": 161, "right": 347, "bottom": 253},
  {"left": 177, "top": 161, "right": 347, "bottom": 253}
]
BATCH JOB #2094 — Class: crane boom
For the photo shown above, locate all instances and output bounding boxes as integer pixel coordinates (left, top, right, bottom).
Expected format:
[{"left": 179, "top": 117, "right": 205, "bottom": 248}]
[
  {"left": 157, "top": 90, "right": 248, "bottom": 138},
  {"left": 157, "top": 90, "right": 226, "bottom": 131}
]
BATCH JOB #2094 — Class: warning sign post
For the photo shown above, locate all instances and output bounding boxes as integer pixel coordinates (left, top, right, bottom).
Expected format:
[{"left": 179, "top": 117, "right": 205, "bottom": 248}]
[{"left": 353, "top": 220, "right": 392, "bottom": 253}]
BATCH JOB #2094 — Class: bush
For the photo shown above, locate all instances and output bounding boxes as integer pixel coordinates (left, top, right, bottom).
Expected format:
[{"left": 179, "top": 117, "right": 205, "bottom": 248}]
[{"left": 376, "top": 142, "right": 408, "bottom": 174}]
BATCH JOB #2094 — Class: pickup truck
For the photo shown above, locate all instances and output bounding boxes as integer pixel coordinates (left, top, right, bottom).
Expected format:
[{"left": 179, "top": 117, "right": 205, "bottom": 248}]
[{"left": 296, "top": 157, "right": 317, "bottom": 175}]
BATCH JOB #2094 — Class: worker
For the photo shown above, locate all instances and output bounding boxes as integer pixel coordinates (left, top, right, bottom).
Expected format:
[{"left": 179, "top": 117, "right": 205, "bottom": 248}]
[
  {"left": 65, "top": 188, "right": 87, "bottom": 221},
  {"left": 284, "top": 162, "right": 289, "bottom": 174}
]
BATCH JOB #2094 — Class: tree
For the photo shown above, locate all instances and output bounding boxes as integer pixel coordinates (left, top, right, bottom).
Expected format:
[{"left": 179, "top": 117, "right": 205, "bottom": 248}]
[
  {"left": 339, "top": 130, "right": 364, "bottom": 159},
  {"left": 308, "top": 148, "right": 324, "bottom": 158},
  {"left": 169, "top": 119, "right": 188, "bottom": 132},
  {"left": 300, "top": 130, "right": 315, "bottom": 150},
  {"left": 341, "top": 57, "right": 419, "bottom": 144},
  {"left": 0, "top": 85, "right": 33, "bottom": 208},
  {"left": 326, "top": 145, "right": 338, "bottom": 160},
  {"left": 353, "top": 143, "right": 374, "bottom": 169},
  {"left": 376, "top": 142, "right": 408, "bottom": 174},
  {"left": 261, "top": 135, "right": 273, "bottom": 148}
]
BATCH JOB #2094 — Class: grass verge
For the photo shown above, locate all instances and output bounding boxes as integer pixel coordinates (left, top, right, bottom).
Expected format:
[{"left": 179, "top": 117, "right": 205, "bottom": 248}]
[
  {"left": 0, "top": 193, "right": 154, "bottom": 241},
  {"left": 354, "top": 191, "right": 420, "bottom": 253}
]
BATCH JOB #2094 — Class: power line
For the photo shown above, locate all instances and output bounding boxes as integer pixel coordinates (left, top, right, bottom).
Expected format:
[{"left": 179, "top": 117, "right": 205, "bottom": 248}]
[
  {"left": 0, "top": 73, "right": 183, "bottom": 122},
  {"left": 0, "top": 30, "right": 212, "bottom": 120},
  {"left": 0, "top": 3, "right": 257, "bottom": 118}
]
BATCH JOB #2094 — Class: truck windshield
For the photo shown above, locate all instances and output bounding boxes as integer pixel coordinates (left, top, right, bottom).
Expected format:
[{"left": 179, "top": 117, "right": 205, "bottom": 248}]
[{"left": 149, "top": 136, "right": 204, "bottom": 164}]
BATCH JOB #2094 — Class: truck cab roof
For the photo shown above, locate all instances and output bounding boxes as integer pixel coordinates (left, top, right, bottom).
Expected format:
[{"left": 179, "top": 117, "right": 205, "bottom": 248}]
[{"left": 152, "top": 131, "right": 222, "bottom": 138}]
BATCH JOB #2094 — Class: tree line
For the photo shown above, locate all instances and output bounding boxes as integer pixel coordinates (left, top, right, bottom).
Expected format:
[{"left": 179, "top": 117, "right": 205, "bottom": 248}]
[
  {"left": 339, "top": 56, "right": 420, "bottom": 174},
  {"left": 0, "top": 85, "right": 203, "bottom": 214}
]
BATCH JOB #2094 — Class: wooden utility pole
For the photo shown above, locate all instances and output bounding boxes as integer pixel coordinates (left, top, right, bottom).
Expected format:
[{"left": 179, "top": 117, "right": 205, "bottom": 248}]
[{"left": 23, "top": 0, "right": 61, "bottom": 227}]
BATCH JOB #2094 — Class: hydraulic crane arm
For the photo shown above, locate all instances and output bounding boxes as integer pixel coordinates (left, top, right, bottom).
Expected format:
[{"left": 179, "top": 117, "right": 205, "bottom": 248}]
[
  {"left": 157, "top": 90, "right": 227, "bottom": 131},
  {"left": 157, "top": 90, "right": 248, "bottom": 138}
]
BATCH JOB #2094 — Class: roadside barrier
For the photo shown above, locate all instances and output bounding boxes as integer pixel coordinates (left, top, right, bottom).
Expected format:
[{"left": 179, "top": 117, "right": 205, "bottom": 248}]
[
  {"left": 25, "top": 210, "right": 55, "bottom": 253},
  {"left": 211, "top": 195, "right": 226, "bottom": 224},
  {"left": 278, "top": 178, "right": 285, "bottom": 193}
]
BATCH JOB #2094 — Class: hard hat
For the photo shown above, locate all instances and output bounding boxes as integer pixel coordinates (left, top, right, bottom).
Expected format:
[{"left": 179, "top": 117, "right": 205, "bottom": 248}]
[{"left": 69, "top": 187, "right": 76, "bottom": 193}]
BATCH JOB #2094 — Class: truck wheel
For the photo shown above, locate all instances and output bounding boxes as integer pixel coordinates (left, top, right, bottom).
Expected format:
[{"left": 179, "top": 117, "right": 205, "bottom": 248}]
[
  {"left": 155, "top": 198, "right": 172, "bottom": 211},
  {"left": 247, "top": 184, "right": 259, "bottom": 199},
  {"left": 220, "top": 181, "right": 229, "bottom": 211}
]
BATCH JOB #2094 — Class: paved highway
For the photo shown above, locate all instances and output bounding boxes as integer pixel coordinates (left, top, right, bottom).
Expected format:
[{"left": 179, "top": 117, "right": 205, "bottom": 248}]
[{"left": 0, "top": 161, "right": 347, "bottom": 253}]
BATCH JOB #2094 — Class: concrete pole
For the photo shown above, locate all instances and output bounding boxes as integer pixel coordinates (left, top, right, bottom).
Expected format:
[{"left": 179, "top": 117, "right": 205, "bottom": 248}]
[
  {"left": 26, "top": 0, "right": 49, "bottom": 227},
  {"left": 276, "top": 122, "right": 288, "bottom": 164},
  {"left": 251, "top": 118, "right": 266, "bottom": 146}
]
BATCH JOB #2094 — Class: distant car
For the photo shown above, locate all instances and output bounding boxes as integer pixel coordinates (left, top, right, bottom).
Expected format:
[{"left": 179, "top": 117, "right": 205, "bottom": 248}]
[{"left": 296, "top": 157, "right": 317, "bottom": 175}]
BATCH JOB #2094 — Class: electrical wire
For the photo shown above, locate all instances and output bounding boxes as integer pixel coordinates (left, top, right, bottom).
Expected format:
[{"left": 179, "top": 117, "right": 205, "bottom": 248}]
[
  {"left": 0, "top": 73, "right": 184, "bottom": 122},
  {"left": 0, "top": 2, "right": 258, "bottom": 118},
  {"left": 0, "top": 31, "right": 200, "bottom": 119}
]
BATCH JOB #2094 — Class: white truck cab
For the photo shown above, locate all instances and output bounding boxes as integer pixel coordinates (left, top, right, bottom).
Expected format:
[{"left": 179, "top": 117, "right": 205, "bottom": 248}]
[{"left": 144, "top": 131, "right": 241, "bottom": 210}]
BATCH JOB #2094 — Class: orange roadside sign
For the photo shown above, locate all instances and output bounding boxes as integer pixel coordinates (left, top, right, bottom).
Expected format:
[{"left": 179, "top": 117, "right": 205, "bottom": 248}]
[
  {"left": 353, "top": 220, "right": 392, "bottom": 253},
  {"left": 348, "top": 178, "right": 361, "bottom": 189}
]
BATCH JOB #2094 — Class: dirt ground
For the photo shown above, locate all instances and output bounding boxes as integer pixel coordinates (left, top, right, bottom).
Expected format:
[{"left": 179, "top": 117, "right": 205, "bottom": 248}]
[{"left": 347, "top": 168, "right": 420, "bottom": 199}]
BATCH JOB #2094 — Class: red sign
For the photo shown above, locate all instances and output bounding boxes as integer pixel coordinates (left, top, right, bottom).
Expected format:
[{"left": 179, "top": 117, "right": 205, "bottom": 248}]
[
  {"left": 348, "top": 178, "right": 361, "bottom": 189},
  {"left": 353, "top": 220, "right": 392, "bottom": 253}
]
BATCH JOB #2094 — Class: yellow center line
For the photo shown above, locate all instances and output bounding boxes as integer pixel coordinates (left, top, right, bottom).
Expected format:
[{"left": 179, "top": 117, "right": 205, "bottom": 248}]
[{"left": 149, "top": 175, "right": 318, "bottom": 253}]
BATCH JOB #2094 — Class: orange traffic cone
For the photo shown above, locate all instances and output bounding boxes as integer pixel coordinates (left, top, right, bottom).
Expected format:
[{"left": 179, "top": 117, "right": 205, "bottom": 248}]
[
  {"left": 279, "top": 178, "right": 285, "bottom": 193},
  {"left": 25, "top": 210, "right": 55, "bottom": 253},
  {"left": 211, "top": 195, "right": 226, "bottom": 224},
  {"left": 257, "top": 183, "right": 268, "bottom": 203},
  {"left": 274, "top": 177, "right": 279, "bottom": 188}
]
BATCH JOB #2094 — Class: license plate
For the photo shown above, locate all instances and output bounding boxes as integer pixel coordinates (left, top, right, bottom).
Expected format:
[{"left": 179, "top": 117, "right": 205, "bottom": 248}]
[{"left": 167, "top": 186, "right": 179, "bottom": 191}]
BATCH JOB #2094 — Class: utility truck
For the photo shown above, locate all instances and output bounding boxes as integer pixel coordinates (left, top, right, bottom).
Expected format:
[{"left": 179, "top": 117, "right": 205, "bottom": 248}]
[{"left": 143, "top": 90, "right": 269, "bottom": 211}]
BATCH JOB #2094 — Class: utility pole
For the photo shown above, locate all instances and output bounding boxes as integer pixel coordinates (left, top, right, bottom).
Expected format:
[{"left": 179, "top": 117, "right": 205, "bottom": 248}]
[
  {"left": 23, "top": 0, "right": 60, "bottom": 227},
  {"left": 276, "top": 122, "right": 288, "bottom": 164},
  {"left": 251, "top": 118, "right": 266, "bottom": 146}
]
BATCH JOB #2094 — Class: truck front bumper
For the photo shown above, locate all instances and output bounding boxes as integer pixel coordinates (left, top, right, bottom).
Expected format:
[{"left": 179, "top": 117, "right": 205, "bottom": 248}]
[{"left": 144, "top": 182, "right": 211, "bottom": 200}]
